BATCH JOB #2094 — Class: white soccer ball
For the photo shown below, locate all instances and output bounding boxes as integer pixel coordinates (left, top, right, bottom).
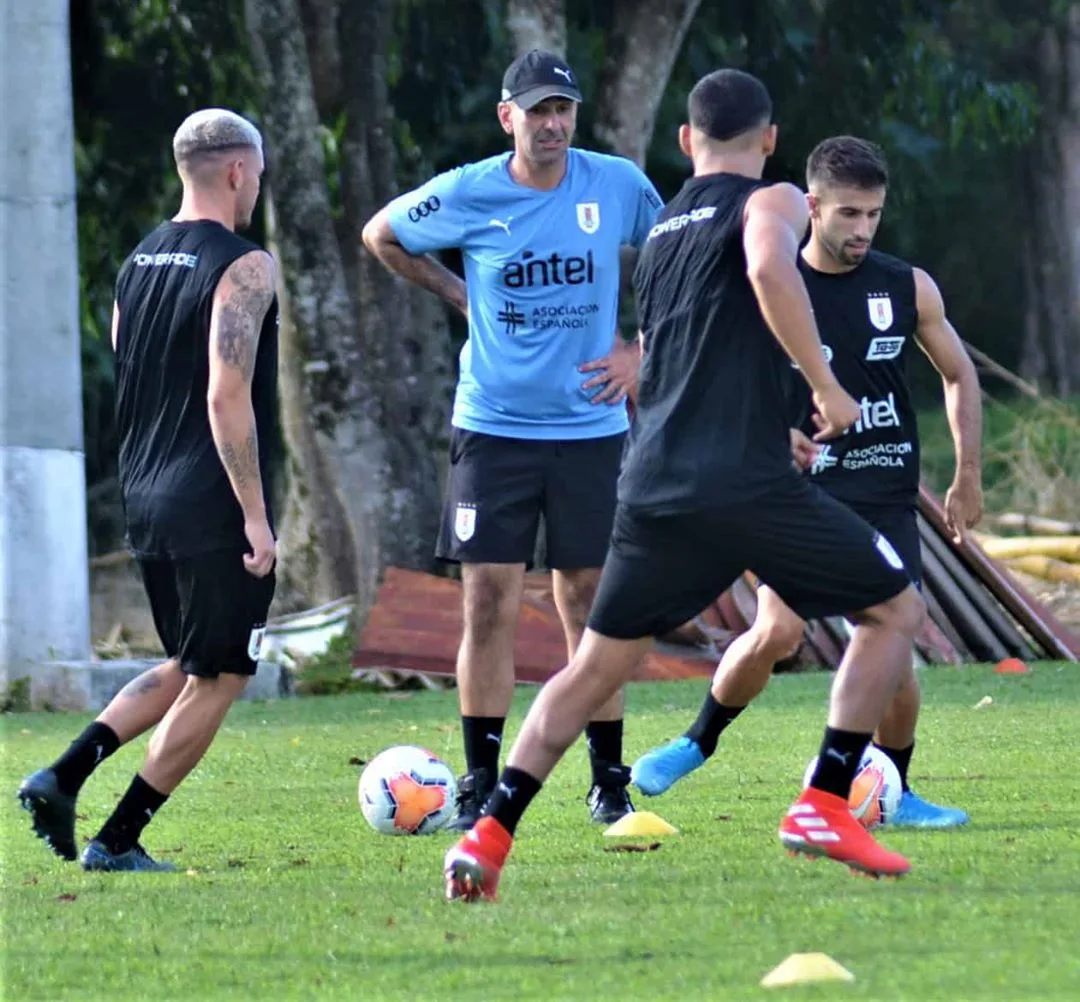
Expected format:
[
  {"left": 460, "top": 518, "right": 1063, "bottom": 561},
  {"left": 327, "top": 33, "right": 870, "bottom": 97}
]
[
  {"left": 358, "top": 745, "right": 457, "bottom": 836},
  {"left": 802, "top": 745, "right": 902, "bottom": 830}
]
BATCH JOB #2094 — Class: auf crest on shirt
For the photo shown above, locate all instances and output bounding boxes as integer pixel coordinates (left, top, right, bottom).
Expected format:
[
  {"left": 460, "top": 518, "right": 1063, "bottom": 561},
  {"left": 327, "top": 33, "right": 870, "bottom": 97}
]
[
  {"left": 866, "top": 293, "right": 893, "bottom": 331},
  {"left": 576, "top": 201, "right": 600, "bottom": 234}
]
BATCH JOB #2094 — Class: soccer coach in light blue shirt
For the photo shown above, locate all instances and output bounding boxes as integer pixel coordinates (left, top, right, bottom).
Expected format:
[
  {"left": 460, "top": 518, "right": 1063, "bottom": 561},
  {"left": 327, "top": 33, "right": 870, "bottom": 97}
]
[{"left": 362, "top": 49, "right": 663, "bottom": 831}]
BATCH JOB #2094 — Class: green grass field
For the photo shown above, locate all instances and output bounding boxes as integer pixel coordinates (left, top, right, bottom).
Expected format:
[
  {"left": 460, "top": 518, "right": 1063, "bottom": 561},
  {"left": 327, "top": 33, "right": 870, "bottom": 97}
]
[{"left": 2, "top": 666, "right": 1079, "bottom": 1001}]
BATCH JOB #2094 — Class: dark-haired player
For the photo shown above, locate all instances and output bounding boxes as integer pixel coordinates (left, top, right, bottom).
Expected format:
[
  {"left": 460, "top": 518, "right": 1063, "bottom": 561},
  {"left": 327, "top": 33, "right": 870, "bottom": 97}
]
[
  {"left": 632, "top": 136, "right": 982, "bottom": 829},
  {"left": 443, "top": 73, "right": 928, "bottom": 902}
]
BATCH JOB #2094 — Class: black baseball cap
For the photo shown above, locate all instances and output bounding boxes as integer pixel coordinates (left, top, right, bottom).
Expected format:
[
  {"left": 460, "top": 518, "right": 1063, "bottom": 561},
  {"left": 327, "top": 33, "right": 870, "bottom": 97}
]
[{"left": 501, "top": 49, "right": 583, "bottom": 109}]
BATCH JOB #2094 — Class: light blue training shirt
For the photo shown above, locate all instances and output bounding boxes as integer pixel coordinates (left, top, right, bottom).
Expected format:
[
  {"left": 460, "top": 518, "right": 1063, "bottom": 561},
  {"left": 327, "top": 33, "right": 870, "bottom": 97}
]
[{"left": 386, "top": 149, "right": 663, "bottom": 439}]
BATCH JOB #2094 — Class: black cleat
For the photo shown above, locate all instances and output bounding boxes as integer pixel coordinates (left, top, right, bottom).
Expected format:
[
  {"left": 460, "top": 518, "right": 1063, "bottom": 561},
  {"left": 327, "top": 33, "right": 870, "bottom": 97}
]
[
  {"left": 587, "top": 761, "right": 636, "bottom": 825},
  {"left": 447, "top": 767, "right": 495, "bottom": 832},
  {"left": 17, "top": 768, "right": 77, "bottom": 861}
]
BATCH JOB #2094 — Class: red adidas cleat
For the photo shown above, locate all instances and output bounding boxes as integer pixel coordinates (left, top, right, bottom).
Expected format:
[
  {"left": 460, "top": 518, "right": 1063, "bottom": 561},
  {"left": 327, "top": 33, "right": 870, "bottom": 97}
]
[
  {"left": 779, "top": 787, "right": 911, "bottom": 878},
  {"left": 444, "top": 816, "right": 513, "bottom": 902}
]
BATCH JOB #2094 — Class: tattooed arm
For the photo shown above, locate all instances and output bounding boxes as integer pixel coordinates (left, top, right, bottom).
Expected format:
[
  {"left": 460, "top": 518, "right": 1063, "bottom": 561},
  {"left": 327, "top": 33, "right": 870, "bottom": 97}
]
[{"left": 207, "top": 249, "right": 277, "bottom": 577}]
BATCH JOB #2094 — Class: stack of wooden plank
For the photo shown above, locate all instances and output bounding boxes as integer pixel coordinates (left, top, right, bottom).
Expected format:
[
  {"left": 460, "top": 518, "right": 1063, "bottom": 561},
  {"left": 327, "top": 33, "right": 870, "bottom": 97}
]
[
  {"left": 690, "top": 487, "right": 1079, "bottom": 668},
  {"left": 913, "top": 487, "right": 1077, "bottom": 663},
  {"left": 351, "top": 485, "right": 1078, "bottom": 685}
]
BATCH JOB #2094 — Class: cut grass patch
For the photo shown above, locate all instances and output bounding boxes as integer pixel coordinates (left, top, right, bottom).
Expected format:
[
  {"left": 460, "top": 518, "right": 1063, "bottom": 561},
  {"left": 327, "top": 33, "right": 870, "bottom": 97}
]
[{"left": 2, "top": 665, "right": 1078, "bottom": 1001}]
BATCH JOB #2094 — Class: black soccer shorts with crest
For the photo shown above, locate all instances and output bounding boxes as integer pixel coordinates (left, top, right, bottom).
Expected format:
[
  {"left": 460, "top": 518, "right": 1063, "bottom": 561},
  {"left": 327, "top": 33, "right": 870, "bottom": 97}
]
[
  {"left": 436, "top": 428, "right": 625, "bottom": 569},
  {"left": 587, "top": 470, "right": 914, "bottom": 639},
  {"left": 138, "top": 550, "right": 275, "bottom": 678}
]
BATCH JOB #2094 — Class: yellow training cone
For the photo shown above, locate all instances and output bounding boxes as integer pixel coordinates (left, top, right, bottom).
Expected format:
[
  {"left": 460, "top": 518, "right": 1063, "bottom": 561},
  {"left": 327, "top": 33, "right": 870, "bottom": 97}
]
[
  {"left": 761, "top": 953, "right": 855, "bottom": 988},
  {"left": 602, "top": 811, "right": 679, "bottom": 838}
]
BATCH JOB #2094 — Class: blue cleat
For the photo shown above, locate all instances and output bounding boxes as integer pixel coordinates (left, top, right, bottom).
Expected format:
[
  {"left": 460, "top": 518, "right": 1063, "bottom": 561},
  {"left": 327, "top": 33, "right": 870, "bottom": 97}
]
[
  {"left": 80, "top": 840, "right": 177, "bottom": 873},
  {"left": 889, "top": 789, "right": 969, "bottom": 829},
  {"left": 630, "top": 736, "right": 706, "bottom": 796}
]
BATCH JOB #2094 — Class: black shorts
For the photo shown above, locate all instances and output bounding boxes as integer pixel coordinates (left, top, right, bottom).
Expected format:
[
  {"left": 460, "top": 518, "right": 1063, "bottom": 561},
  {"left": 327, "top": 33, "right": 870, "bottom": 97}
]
[
  {"left": 848, "top": 502, "right": 921, "bottom": 586},
  {"left": 588, "top": 473, "right": 913, "bottom": 639},
  {"left": 138, "top": 550, "right": 276, "bottom": 678},
  {"left": 436, "top": 428, "right": 625, "bottom": 569}
]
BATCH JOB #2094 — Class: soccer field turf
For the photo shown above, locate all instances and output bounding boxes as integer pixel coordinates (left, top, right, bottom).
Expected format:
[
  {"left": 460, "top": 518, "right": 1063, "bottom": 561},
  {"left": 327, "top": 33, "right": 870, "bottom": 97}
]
[{"left": 2, "top": 665, "right": 1078, "bottom": 1001}]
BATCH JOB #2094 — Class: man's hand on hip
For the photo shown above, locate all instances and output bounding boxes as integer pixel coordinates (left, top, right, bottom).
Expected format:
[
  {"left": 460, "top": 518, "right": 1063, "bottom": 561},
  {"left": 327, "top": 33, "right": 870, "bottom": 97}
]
[{"left": 579, "top": 335, "right": 640, "bottom": 405}]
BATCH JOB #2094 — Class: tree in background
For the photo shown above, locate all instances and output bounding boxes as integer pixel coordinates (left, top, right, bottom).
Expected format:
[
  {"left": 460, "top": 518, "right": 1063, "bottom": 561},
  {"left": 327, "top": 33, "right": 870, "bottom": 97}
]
[
  {"left": 246, "top": 0, "right": 700, "bottom": 620},
  {"left": 72, "top": 0, "right": 1074, "bottom": 619},
  {"left": 246, "top": 0, "right": 453, "bottom": 619},
  {"left": 1019, "top": 2, "right": 1080, "bottom": 395}
]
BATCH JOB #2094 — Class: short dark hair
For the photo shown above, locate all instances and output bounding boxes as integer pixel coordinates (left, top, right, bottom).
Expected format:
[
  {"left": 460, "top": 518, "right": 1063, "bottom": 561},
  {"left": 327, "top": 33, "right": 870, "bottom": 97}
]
[
  {"left": 806, "top": 136, "right": 889, "bottom": 190},
  {"left": 688, "top": 69, "right": 772, "bottom": 142}
]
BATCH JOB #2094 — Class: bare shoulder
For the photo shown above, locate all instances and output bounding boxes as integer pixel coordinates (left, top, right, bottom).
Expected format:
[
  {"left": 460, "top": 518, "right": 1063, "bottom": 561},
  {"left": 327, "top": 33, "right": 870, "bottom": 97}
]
[
  {"left": 215, "top": 249, "right": 277, "bottom": 303},
  {"left": 912, "top": 266, "right": 945, "bottom": 317},
  {"left": 745, "top": 181, "right": 806, "bottom": 219},
  {"left": 742, "top": 183, "right": 809, "bottom": 252},
  {"left": 912, "top": 265, "right": 940, "bottom": 295}
]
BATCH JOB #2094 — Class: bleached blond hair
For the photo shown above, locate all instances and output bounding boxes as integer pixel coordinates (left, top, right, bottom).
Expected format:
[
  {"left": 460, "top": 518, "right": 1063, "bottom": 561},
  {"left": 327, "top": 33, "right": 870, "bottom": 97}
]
[{"left": 172, "top": 108, "right": 262, "bottom": 172}]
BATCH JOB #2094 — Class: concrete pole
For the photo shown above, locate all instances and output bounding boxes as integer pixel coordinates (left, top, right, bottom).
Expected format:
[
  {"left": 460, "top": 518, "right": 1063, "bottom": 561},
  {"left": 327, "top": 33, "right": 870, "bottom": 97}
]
[{"left": 0, "top": 0, "right": 92, "bottom": 705}]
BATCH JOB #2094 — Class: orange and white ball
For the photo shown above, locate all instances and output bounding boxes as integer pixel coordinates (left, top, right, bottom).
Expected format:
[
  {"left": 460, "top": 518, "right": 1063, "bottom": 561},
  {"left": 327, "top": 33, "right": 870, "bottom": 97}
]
[
  {"left": 359, "top": 746, "right": 457, "bottom": 835},
  {"left": 802, "top": 745, "right": 902, "bottom": 829}
]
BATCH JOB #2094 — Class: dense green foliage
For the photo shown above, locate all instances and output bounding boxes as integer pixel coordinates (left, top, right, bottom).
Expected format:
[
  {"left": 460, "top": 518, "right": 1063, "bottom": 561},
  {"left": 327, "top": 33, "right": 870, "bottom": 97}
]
[
  {"left": 919, "top": 396, "right": 1080, "bottom": 518},
  {"left": 74, "top": 0, "right": 1055, "bottom": 503}
]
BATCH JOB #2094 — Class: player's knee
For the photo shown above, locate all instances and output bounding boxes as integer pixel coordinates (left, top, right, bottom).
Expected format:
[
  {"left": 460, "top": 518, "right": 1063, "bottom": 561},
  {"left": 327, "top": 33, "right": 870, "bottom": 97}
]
[
  {"left": 761, "top": 618, "right": 803, "bottom": 661},
  {"left": 182, "top": 671, "right": 249, "bottom": 701},
  {"left": 462, "top": 568, "right": 520, "bottom": 642},
  {"left": 856, "top": 585, "right": 926, "bottom": 640},
  {"left": 561, "top": 631, "right": 643, "bottom": 708},
  {"left": 891, "top": 587, "right": 926, "bottom": 639},
  {"left": 751, "top": 609, "right": 804, "bottom": 662},
  {"left": 556, "top": 571, "right": 600, "bottom": 630}
]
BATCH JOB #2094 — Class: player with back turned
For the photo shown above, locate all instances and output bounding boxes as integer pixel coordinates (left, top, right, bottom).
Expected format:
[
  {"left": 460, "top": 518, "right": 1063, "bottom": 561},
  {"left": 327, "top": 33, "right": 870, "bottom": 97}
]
[
  {"left": 631, "top": 136, "right": 983, "bottom": 829},
  {"left": 18, "top": 109, "right": 280, "bottom": 871},
  {"left": 442, "top": 70, "right": 929, "bottom": 903}
]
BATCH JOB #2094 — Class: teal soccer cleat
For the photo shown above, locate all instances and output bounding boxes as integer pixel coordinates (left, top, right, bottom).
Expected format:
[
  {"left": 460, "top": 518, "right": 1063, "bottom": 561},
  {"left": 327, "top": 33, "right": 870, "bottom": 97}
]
[
  {"left": 630, "top": 736, "right": 706, "bottom": 796},
  {"left": 889, "top": 789, "right": 969, "bottom": 829}
]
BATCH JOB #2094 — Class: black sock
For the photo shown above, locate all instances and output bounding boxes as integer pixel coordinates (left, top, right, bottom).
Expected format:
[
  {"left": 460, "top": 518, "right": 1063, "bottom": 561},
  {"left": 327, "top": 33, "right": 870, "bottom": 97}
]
[
  {"left": 94, "top": 774, "right": 169, "bottom": 855},
  {"left": 585, "top": 719, "right": 624, "bottom": 783},
  {"left": 50, "top": 721, "right": 121, "bottom": 797},
  {"left": 874, "top": 741, "right": 914, "bottom": 792},
  {"left": 685, "top": 693, "right": 745, "bottom": 758},
  {"left": 462, "top": 716, "right": 505, "bottom": 776},
  {"left": 482, "top": 766, "right": 542, "bottom": 837},
  {"left": 809, "top": 728, "right": 872, "bottom": 799}
]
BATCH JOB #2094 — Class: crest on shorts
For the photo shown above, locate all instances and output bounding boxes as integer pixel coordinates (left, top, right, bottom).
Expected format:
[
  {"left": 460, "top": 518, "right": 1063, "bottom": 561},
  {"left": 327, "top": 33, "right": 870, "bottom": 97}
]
[
  {"left": 247, "top": 625, "right": 266, "bottom": 662},
  {"left": 454, "top": 503, "right": 477, "bottom": 542},
  {"left": 867, "top": 294, "right": 893, "bottom": 332},
  {"left": 576, "top": 202, "right": 600, "bottom": 234},
  {"left": 873, "top": 533, "right": 905, "bottom": 571}
]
